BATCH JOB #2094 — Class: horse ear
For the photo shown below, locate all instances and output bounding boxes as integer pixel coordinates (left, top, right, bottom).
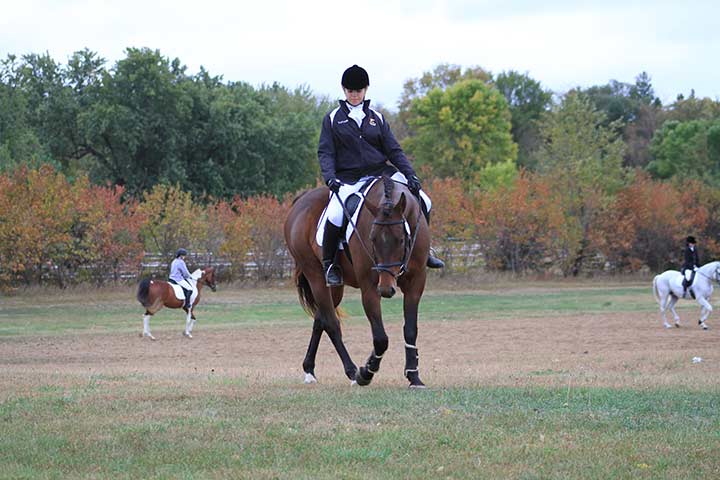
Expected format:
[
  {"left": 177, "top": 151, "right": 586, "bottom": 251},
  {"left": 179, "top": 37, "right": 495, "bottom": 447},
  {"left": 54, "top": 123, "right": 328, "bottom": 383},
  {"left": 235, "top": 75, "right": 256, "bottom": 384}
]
[
  {"left": 365, "top": 199, "right": 380, "bottom": 217},
  {"left": 394, "top": 193, "right": 406, "bottom": 215}
]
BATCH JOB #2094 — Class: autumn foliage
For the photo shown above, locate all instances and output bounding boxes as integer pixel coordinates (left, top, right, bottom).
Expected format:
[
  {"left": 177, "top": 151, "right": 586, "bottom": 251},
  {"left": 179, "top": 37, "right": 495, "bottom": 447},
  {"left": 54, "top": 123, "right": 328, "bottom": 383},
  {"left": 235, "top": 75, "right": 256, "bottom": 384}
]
[{"left": 2, "top": 165, "right": 719, "bottom": 287}]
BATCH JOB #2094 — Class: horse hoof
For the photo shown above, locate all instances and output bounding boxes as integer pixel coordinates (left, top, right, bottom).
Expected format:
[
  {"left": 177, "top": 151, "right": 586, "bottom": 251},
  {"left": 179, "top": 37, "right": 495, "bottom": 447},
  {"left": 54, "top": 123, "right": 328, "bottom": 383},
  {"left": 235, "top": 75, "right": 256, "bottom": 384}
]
[
  {"left": 675, "top": 323, "right": 681, "bottom": 328},
  {"left": 142, "top": 333, "right": 156, "bottom": 341},
  {"left": 702, "top": 324, "right": 709, "bottom": 330},
  {"left": 355, "top": 367, "right": 373, "bottom": 386},
  {"left": 183, "top": 332, "right": 193, "bottom": 339},
  {"left": 303, "top": 373, "right": 317, "bottom": 384},
  {"left": 664, "top": 324, "right": 672, "bottom": 329},
  {"left": 350, "top": 380, "right": 358, "bottom": 386},
  {"left": 409, "top": 383, "right": 427, "bottom": 389}
]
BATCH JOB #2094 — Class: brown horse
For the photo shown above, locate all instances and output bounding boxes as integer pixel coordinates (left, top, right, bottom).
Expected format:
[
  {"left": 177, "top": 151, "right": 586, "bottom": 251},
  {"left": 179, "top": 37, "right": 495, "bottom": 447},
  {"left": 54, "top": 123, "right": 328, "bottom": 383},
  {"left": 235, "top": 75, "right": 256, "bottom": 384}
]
[
  {"left": 136, "top": 267, "right": 217, "bottom": 340},
  {"left": 285, "top": 175, "right": 430, "bottom": 387}
]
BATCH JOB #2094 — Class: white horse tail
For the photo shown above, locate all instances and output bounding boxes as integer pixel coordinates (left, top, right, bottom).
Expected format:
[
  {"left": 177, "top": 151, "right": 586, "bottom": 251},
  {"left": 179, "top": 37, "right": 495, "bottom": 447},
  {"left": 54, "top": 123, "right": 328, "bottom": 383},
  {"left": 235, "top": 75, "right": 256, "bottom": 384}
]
[{"left": 652, "top": 275, "right": 661, "bottom": 305}]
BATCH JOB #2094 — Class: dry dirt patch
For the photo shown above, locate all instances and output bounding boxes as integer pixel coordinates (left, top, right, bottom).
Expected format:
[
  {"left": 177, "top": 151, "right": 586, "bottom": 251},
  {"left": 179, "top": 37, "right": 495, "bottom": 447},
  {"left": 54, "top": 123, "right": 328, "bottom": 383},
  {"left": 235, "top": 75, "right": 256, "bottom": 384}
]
[{"left": 2, "top": 310, "right": 717, "bottom": 393}]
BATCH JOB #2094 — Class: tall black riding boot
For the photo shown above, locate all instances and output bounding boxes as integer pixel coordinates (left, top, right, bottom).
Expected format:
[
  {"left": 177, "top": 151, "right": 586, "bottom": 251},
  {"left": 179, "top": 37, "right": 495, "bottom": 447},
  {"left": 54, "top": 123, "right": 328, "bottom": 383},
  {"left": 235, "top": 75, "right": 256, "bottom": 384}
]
[
  {"left": 420, "top": 206, "right": 445, "bottom": 269},
  {"left": 322, "top": 221, "right": 343, "bottom": 286},
  {"left": 183, "top": 288, "right": 192, "bottom": 309}
]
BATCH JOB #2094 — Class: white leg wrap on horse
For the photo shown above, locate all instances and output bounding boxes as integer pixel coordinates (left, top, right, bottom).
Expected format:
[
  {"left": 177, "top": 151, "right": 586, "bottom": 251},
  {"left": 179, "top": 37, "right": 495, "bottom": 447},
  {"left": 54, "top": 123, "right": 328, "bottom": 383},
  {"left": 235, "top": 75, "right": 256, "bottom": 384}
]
[
  {"left": 405, "top": 343, "right": 418, "bottom": 349},
  {"left": 143, "top": 315, "right": 151, "bottom": 334}
]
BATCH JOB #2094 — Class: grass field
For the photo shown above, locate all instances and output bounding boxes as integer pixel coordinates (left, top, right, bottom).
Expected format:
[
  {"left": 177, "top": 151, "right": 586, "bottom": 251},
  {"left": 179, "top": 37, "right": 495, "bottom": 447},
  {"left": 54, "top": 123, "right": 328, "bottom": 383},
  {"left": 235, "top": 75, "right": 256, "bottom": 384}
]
[{"left": 1, "top": 280, "right": 719, "bottom": 479}]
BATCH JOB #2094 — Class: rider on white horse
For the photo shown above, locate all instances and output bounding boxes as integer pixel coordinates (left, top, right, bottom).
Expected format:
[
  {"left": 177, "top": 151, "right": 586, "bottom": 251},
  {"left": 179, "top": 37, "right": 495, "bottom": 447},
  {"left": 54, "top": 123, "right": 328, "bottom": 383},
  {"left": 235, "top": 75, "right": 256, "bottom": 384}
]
[
  {"left": 168, "top": 248, "right": 193, "bottom": 309},
  {"left": 682, "top": 236, "right": 700, "bottom": 297}
]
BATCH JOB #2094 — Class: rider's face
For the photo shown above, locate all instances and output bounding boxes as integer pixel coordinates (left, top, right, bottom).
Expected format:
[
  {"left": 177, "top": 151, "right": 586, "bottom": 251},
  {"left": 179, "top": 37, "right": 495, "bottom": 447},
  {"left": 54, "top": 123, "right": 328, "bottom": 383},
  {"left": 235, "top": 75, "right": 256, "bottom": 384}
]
[{"left": 343, "top": 87, "right": 367, "bottom": 106}]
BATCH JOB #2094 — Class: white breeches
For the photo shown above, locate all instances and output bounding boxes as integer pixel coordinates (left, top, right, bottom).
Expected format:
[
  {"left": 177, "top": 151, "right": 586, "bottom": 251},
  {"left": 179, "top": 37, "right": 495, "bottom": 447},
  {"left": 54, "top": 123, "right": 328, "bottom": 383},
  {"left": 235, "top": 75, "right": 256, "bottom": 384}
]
[
  {"left": 176, "top": 279, "right": 193, "bottom": 290},
  {"left": 684, "top": 270, "right": 693, "bottom": 282},
  {"left": 326, "top": 172, "right": 431, "bottom": 227}
]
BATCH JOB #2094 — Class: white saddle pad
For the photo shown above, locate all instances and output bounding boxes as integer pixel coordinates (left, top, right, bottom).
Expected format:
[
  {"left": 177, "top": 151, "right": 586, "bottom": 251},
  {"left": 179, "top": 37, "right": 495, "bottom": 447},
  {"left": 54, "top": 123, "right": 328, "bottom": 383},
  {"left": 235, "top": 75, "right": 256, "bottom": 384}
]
[
  {"left": 316, "top": 177, "right": 380, "bottom": 247},
  {"left": 170, "top": 269, "right": 202, "bottom": 304}
]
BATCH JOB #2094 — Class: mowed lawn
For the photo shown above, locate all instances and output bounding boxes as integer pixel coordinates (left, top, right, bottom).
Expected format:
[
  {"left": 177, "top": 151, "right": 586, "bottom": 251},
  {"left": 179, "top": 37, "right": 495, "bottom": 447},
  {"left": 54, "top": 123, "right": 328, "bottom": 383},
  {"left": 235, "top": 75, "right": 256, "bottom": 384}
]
[{"left": 1, "top": 281, "right": 719, "bottom": 479}]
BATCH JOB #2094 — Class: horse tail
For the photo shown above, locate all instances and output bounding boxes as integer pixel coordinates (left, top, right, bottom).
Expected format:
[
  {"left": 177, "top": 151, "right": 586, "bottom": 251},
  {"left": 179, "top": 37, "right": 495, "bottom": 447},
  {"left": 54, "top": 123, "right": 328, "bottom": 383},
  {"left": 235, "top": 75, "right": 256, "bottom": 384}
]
[
  {"left": 137, "top": 278, "right": 152, "bottom": 308},
  {"left": 295, "top": 268, "right": 318, "bottom": 317},
  {"left": 652, "top": 275, "right": 661, "bottom": 305}
]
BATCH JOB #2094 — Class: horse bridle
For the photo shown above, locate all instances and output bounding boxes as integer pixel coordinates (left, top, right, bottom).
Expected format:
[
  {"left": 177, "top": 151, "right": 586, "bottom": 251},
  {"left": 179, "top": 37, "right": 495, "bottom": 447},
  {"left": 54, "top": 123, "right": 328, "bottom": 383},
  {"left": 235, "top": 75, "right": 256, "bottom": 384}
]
[
  {"left": 334, "top": 187, "right": 422, "bottom": 279},
  {"left": 370, "top": 215, "right": 421, "bottom": 278},
  {"left": 201, "top": 269, "right": 217, "bottom": 291}
]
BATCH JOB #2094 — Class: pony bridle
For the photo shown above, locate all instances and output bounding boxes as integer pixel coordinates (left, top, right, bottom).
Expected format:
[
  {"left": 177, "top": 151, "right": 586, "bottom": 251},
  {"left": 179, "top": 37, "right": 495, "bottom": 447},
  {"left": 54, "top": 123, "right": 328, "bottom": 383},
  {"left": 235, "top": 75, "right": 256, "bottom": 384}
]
[
  {"left": 371, "top": 214, "right": 421, "bottom": 278},
  {"left": 201, "top": 270, "right": 217, "bottom": 291}
]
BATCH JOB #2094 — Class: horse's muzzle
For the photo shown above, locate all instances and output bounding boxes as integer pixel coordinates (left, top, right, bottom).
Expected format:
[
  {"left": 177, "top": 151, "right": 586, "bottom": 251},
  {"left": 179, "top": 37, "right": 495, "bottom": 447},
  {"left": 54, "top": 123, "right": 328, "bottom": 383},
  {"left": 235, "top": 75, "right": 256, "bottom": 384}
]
[{"left": 377, "top": 284, "right": 396, "bottom": 298}]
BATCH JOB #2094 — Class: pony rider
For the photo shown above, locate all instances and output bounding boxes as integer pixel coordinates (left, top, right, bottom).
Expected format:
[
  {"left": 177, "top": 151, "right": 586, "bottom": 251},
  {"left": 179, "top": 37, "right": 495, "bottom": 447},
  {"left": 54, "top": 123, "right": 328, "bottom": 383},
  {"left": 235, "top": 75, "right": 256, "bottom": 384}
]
[{"left": 169, "top": 248, "right": 193, "bottom": 309}]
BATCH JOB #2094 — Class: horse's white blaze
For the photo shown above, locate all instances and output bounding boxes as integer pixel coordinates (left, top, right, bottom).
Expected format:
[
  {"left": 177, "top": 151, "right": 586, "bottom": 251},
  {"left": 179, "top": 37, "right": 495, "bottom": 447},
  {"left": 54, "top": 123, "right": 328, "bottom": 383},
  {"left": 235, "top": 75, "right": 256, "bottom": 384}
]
[
  {"left": 304, "top": 373, "right": 317, "bottom": 384},
  {"left": 653, "top": 261, "right": 720, "bottom": 329}
]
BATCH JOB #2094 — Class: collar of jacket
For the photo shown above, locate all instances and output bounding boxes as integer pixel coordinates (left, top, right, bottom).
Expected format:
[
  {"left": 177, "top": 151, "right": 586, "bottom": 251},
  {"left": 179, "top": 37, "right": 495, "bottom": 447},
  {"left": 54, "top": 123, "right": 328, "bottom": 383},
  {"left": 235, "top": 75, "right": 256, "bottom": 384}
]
[{"left": 338, "top": 99, "right": 371, "bottom": 114}]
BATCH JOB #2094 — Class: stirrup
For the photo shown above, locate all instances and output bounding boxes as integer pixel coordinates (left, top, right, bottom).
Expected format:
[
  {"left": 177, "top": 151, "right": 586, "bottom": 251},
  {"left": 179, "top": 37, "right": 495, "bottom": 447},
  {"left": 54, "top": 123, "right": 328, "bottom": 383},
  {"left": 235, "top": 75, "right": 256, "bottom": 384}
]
[{"left": 325, "top": 263, "right": 343, "bottom": 287}]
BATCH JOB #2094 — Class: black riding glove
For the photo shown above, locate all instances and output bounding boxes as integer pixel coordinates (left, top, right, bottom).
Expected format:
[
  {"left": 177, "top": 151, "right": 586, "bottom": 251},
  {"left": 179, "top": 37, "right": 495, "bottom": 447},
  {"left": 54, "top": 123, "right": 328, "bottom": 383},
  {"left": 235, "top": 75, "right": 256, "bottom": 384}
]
[
  {"left": 326, "top": 178, "right": 342, "bottom": 193},
  {"left": 407, "top": 175, "right": 422, "bottom": 195}
]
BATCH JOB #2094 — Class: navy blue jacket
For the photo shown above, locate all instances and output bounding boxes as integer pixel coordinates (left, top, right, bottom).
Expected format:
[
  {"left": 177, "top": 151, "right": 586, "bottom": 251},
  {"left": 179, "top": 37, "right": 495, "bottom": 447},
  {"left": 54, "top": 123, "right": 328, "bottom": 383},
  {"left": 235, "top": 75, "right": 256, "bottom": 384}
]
[
  {"left": 318, "top": 100, "right": 416, "bottom": 184},
  {"left": 682, "top": 245, "right": 700, "bottom": 272}
]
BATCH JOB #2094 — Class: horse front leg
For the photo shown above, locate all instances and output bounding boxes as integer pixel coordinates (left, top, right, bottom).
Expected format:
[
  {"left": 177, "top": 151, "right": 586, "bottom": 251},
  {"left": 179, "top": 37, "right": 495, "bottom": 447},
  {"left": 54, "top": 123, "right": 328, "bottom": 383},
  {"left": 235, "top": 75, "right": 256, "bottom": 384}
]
[
  {"left": 356, "top": 289, "right": 387, "bottom": 386},
  {"left": 142, "top": 312, "right": 156, "bottom": 340},
  {"left": 697, "top": 297, "right": 712, "bottom": 330},
  {"left": 402, "top": 277, "right": 426, "bottom": 388},
  {"left": 183, "top": 307, "right": 195, "bottom": 338}
]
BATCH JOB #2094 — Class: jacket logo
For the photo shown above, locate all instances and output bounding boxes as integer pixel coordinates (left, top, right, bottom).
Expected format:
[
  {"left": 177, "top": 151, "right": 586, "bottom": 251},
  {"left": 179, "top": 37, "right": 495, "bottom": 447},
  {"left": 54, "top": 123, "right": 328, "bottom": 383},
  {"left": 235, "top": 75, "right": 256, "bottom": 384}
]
[
  {"left": 338, "top": 119, "right": 349, "bottom": 124},
  {"left": 369, "top": 118, "right": 377, "bottom": 126}
]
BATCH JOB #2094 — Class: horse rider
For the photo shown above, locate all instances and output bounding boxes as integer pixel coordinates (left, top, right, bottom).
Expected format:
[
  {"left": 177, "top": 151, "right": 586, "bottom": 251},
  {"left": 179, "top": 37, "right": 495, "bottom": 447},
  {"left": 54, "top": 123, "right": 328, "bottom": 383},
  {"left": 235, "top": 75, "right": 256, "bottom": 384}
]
[
  {"left": 169, "top": 248, "right": 193, "bottom": 309},
  {"left": 682, "top": 235, "right": 700, "bottom": 296},
  {"left": 318, "top": 64, "right": 444, "bottom": 287}
]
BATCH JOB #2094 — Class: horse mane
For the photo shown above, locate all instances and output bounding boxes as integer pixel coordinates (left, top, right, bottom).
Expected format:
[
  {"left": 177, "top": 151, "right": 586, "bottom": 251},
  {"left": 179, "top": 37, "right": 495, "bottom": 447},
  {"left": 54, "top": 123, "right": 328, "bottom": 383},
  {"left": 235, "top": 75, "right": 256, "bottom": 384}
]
[{"left": 381, "top": 175, "right": 395, "bottom": 217}]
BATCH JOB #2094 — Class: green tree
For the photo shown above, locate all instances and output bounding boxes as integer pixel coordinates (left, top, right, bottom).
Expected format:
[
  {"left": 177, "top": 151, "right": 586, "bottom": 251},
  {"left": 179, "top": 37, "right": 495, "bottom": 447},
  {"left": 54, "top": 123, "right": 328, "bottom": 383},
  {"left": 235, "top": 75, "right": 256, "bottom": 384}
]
[
  {"left": 647, "top": 119, "right": 720, "bottom": 184},
  {"left": 396, "top": 63, "right": 492, "bottom": 141},
  {"left": 404, "top": 79, "right": 516, "bottom": 188},
  {"left": 492, "top": 70, "right": 552, "bottom": 169},
  {"left": 79, "top": 48, "right": 192, "bottom": 195},
  {"left": 533, "top": 92, "right": 627, "bottom": 275}
]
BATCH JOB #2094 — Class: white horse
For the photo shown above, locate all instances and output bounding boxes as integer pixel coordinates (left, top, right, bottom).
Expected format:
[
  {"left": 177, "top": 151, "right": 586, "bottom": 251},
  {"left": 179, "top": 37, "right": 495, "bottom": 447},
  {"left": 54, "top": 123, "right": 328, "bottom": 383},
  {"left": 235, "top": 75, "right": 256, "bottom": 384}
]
[{"left": 652, "top": 260, "right": 720, "bottom": 330}]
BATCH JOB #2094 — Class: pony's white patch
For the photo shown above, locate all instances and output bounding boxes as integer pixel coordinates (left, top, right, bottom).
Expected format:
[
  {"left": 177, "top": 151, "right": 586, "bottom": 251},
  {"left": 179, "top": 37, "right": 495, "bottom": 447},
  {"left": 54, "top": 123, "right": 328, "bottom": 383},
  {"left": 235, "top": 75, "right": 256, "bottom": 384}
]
[{"left": 303, "top": 373, "right": 317, "bottom": 384}]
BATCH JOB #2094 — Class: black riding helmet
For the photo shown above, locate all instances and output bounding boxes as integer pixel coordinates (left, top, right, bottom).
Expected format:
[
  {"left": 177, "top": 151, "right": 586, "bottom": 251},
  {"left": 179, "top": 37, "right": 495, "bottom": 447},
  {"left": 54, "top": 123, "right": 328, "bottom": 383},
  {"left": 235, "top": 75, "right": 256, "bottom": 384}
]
[
  {"left": 176, "top": 248, "right": 188, "bottom": 258},
  {"left": 686, "top": 236, "right": 697, "bottom": 245},
  {"left": 341, "top": 65, "right": 369, "bottom": 90}
]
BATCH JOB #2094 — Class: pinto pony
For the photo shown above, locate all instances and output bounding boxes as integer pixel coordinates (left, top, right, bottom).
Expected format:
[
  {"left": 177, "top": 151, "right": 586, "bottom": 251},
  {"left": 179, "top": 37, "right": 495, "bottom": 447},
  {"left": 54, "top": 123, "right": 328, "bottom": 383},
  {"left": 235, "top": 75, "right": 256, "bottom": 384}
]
[
  {"left": 285, "top": 175, "right": 430, "bottom": 388},
  {"left": 136, "top": 267, "right": 217, "bottom": 340}
]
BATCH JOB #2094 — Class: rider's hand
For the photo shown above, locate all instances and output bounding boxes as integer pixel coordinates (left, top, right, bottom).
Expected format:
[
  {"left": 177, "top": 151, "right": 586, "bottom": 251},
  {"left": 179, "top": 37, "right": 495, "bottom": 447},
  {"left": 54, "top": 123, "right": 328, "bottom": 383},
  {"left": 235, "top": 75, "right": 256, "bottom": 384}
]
[
  {"left": 407, "top": 175, "right": 422, "bottom": 195},
  {"left": 327, "top": 178, "right": 342, "bottom": 193}
]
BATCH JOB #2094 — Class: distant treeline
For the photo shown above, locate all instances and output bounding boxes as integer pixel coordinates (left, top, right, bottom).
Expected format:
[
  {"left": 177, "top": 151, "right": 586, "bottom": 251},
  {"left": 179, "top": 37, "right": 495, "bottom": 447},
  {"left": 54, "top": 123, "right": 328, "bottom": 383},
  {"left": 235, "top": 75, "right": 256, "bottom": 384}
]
[{"left": 2, "top": 48, "right": 720, "bottom": 286}]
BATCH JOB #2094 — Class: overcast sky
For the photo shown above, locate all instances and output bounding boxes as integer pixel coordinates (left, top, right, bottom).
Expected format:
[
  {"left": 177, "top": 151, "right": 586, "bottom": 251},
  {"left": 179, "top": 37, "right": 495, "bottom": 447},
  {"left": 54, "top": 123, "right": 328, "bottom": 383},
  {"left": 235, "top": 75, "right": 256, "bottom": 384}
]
[{"left": 2, "top": 0, "right": 718, "bottom": 109}]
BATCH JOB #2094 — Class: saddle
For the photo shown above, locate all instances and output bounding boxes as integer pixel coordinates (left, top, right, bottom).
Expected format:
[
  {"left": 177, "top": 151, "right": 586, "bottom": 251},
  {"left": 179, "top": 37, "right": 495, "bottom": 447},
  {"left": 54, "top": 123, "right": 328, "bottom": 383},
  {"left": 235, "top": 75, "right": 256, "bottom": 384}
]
[
  {"left": 315, "top": 177, "right": 378, "bottom": 248},
  {"left": 169, "top": 270, "right": 202, "bottom": 303}
]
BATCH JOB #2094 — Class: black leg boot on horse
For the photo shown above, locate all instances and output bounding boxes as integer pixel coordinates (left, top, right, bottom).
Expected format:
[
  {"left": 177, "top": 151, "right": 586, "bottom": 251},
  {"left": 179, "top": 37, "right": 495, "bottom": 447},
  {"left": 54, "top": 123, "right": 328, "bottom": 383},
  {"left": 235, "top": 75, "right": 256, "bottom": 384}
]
[
  {"left": 322, "top": 221, "right": 344, "bottom": 287},
  {"left": 420, "top": 202, "right": 445, "bottom": 269}
]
